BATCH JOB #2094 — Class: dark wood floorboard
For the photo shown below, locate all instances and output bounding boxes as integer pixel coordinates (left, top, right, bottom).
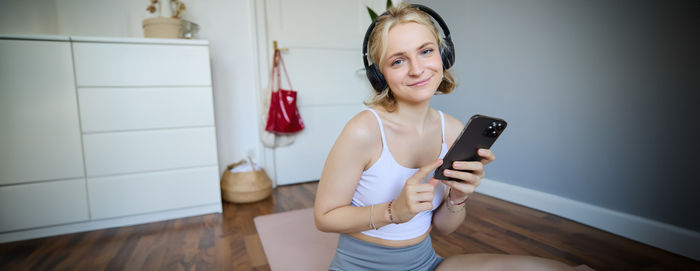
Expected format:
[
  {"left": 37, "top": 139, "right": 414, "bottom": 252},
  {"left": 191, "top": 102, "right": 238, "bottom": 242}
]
[{"left": 0, "top": 181, "right": 697, "bottom": 270}]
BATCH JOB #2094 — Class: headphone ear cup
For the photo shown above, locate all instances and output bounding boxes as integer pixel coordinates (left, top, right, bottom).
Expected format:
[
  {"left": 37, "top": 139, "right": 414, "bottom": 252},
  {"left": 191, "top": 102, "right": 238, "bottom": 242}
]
[
  {"left": 366, "top": 64, "right": 388, "bottom": 92},
  {"left": 440, "top": 37, "right": 456, "bottom": 70}
]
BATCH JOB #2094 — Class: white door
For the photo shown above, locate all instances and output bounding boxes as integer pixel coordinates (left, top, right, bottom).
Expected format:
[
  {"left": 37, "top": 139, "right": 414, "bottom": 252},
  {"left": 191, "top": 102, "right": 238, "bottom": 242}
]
[{"left": 256, "top": 0, "right": 387, "bottom": 185}]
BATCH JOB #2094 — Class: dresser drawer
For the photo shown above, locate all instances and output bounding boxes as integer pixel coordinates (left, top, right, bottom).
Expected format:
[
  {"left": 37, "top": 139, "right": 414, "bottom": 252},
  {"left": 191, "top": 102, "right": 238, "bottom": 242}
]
[
  {"left": 72, "top": 42, "right": 211, "bottom": 86},
  {"left": 0, "top": 179, "right": 89, "bottom": 232},
  {"left": 83, "top": 127, "right": 218, "bottom": 176},
  {"left": 78, "top": 87, "right": 214, "bottom": 132},
  {"left": 87, "top": 166, "right": 219, "bottom": 219}
]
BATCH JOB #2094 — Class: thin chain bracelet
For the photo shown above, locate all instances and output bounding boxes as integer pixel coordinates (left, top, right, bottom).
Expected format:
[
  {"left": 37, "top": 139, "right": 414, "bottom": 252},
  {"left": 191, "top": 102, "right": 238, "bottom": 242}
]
[{"left": 369, "top": 204, "right": 377, "bottom": 230}]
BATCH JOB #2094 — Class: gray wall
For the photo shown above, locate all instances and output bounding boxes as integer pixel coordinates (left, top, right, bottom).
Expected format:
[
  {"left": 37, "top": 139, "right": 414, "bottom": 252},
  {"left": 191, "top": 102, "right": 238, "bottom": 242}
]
[{"left": 416, "top": 0, "right": 700, "bottom": 232}]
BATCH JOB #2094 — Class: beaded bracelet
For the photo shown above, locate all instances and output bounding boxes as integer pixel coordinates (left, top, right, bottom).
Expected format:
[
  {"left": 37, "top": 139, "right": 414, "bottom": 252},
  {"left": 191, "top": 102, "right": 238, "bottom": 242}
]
[{"left": 388, "top": 201, "right": 398, "bottom": 224}]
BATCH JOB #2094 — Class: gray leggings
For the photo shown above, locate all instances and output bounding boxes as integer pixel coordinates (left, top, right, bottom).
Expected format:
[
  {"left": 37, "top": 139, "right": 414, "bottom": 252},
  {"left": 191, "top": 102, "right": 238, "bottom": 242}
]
[{"left": 328, "top": 234, "right": 444, "bottom": 271}]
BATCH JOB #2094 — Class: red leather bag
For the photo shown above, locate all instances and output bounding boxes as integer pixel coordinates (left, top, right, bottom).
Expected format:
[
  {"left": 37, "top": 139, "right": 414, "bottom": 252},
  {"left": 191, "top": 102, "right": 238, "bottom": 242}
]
[{"left": 265, "top": 50, "right": 304, "bottom": 134}]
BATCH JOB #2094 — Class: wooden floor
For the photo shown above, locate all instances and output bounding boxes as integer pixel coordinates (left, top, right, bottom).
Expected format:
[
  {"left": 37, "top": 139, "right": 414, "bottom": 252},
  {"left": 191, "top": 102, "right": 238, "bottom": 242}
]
[{"left": 0, "top": 181, "right": 697, "bottom": 271}]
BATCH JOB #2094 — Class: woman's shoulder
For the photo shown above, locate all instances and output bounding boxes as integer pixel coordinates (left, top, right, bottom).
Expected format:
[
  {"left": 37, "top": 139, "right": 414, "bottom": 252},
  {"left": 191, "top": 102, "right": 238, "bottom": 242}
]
[{"left": 336, "top": 109, "right": 382, "bottom": 149}]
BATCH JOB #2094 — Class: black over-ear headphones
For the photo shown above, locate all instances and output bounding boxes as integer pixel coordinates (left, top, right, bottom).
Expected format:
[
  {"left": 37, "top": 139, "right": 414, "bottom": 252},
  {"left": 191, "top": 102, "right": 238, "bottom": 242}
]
[{"left": 362, "top": 4, "right": 455, "bottom": 92}]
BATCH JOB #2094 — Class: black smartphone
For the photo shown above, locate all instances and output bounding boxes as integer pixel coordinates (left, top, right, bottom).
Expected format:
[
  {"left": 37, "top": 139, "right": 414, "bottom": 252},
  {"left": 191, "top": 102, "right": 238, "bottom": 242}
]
[{"left": 434, "top": 114, "right": 507, "bottom": 181}]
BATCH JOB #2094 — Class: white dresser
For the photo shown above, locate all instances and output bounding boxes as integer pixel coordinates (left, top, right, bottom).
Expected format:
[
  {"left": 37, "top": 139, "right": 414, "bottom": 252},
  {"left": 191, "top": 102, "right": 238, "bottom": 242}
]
[{"left": 0, "top": 35, "right": 221, "bottom": 242}]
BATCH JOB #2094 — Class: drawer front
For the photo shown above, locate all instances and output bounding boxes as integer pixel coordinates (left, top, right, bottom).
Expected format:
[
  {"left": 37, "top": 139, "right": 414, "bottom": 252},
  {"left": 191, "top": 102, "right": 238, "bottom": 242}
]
[
  {"left": 0, "top": 179, "right": 89, "bottom": 232},
  {"left": 0, "top": 40, "right": 85, "bottom": 185},
  {"left": 87, "top": 166, "right": 220, "bottom": 219},
  {"left": 72, "top": 42, "right": 211, "bottom": 86},
  {"left": 78, "top": 87, "right": 215, "bottom": 132},
  {"left": 83, "top": 127, "right": 218, "bottom": 176}
]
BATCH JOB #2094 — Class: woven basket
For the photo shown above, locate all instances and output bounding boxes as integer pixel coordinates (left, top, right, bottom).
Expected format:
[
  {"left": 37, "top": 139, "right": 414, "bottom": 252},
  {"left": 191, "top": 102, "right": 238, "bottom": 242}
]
[{"left": 221, "top": 159, "right": 273, "bottom": 203}]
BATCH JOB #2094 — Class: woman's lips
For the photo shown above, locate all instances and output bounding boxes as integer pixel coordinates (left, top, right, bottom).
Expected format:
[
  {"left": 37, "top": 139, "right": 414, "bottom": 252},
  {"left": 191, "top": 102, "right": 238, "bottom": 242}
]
[{"left": 408, "top": 76, "right": 431, "bottom": 87}]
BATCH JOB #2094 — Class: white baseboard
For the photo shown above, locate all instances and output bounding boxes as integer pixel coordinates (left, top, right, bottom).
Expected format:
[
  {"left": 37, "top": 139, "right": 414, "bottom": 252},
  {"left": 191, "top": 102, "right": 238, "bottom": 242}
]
[
  {"left": 0, "top": 203, "right": 222, "bottom": 243},
  {"left": 478, "top": 179, "right": 700, "bottom": 261}
]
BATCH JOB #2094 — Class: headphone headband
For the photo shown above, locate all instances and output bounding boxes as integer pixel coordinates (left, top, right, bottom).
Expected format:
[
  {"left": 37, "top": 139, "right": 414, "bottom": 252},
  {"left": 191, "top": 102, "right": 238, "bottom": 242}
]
[{"left": 362, "top": 4, "right": 455, "bottom": 92}]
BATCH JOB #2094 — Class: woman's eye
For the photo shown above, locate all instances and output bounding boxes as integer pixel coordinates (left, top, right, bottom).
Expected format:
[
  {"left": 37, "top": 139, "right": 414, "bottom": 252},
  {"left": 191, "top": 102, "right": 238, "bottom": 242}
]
[
  {"left": 421, "top": 48, "right": 434, "bottom": 55},
  {"left": 391, "top": 59, "right": 404, "bottom": 66}
]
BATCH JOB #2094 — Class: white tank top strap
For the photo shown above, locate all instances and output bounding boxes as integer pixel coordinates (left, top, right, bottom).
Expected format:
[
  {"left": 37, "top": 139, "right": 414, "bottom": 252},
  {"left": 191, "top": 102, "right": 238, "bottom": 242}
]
[
  {"left": 438, "top": 110, "right": 446, "bottom": 144},
  {"left": 364, "top": 108, "right": 388, "bottom": 150}
]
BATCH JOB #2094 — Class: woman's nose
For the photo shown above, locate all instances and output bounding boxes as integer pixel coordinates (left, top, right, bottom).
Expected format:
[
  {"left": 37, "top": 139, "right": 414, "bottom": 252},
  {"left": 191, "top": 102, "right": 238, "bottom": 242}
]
[{"left": 408, "top": 58, "right": 424, "bottom": 76}]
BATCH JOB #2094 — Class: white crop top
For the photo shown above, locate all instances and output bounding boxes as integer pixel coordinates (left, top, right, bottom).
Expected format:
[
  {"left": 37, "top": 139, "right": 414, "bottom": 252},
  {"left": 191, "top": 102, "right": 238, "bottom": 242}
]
[{"left": 351, "top": 108, "right": 448, "bottom": 241}]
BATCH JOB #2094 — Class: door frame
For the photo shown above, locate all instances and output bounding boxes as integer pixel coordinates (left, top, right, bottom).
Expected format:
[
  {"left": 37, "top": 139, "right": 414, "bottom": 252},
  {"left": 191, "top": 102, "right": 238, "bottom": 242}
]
[{"left": 251, "top": 0, "right": 278, "bottom": 187}]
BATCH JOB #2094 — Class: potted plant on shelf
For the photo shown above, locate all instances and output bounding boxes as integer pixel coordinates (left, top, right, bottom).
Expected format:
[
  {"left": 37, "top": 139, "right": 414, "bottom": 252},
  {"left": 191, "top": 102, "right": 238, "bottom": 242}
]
[{"left": 142, "top": 0, "right": 187, "bottom": 38}]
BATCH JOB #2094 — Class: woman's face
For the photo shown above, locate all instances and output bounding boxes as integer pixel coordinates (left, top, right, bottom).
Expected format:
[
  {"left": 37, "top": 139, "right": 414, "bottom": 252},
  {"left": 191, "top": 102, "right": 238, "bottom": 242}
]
[{"left": 381, "top": 22, "right": 443, "bottom": 106}]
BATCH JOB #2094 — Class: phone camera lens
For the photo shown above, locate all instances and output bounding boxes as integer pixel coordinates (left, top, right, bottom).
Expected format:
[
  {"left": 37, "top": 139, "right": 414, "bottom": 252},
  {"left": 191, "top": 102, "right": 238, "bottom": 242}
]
[{"left": 483, "top": 126, "right": 498, "bottom": 138}]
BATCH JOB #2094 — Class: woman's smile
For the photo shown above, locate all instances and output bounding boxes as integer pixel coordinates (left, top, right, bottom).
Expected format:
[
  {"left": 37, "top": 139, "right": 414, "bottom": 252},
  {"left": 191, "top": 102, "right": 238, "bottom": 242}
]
[{"left": 408, "top": 76, "right": 433, "bottom": 87}]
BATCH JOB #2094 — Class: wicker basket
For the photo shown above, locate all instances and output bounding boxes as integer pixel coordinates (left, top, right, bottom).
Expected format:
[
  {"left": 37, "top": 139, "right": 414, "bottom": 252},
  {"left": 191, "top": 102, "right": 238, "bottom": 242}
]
[{"left": 221, "top": 159, "right": 273, "bottom": 203}]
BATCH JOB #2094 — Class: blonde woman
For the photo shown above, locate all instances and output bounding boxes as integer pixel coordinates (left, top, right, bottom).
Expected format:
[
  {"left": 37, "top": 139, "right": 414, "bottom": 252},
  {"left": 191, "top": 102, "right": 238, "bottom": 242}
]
[{"left": 314, "top": 3, "right": 575, "bottom": 270}]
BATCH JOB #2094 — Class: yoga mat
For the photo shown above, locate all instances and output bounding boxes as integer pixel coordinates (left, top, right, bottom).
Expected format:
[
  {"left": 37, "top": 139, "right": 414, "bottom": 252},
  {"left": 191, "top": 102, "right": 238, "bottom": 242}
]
[
  {"left": 254, "top": 208, "right": 594, "bottom": 271},
  {"left": 254, "top": 208, "right": 338, "bottom": 271}
]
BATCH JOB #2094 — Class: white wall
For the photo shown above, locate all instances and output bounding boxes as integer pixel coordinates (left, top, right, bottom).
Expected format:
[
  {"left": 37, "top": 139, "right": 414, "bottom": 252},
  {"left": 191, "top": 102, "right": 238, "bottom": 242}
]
[
  {"left": 0, "top": 0, "right": 59, "bottom": 34},
  {"left": 0, "top": 0, "right": 263, "bottom": 174}
]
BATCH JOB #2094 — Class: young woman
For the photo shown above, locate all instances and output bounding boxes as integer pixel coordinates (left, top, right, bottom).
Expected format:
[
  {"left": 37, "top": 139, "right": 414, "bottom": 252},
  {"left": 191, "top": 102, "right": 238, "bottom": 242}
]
[{"left": 314, "top": 3, "right": 575, "bottom": 270}]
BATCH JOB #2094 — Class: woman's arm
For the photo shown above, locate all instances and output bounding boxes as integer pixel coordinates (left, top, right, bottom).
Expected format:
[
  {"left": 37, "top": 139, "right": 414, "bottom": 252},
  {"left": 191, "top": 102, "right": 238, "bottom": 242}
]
[{"left": 314, "top": 111, "right": 387, "bottom": 233}]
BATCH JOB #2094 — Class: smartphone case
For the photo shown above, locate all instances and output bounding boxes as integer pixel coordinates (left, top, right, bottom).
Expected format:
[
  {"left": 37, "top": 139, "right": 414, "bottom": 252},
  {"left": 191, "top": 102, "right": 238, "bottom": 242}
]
[{"left": 434, "top": 114, "right": 507, "bottom": 181}]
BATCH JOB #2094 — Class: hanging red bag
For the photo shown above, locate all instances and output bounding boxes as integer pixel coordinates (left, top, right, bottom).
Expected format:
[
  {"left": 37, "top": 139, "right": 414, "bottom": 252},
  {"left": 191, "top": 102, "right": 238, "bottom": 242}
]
[{"left": 265, "top": 50, "right": 305, "bottom": 134}]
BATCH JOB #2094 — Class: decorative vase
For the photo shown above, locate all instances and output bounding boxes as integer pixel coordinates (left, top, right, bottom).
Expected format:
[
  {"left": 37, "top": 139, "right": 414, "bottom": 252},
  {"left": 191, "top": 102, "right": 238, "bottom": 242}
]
[{"left": 142, "top": 17, "right": 181, "bottom": 39}]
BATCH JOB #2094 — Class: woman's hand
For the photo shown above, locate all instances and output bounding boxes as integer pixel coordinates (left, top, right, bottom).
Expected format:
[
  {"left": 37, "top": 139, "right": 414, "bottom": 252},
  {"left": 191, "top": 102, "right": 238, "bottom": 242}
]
[
  {"left": 391, "top": 159, "right": 443, "bottom": 223},
  {"left": 440, "top": 149, "right": 495, "bottom": 203}
]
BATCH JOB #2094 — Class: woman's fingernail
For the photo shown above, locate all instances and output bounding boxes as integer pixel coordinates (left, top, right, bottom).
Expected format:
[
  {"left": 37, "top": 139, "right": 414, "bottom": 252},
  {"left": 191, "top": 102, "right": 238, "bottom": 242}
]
[{"left": 444, "top": 170, "right": 451, "bottom": 176}]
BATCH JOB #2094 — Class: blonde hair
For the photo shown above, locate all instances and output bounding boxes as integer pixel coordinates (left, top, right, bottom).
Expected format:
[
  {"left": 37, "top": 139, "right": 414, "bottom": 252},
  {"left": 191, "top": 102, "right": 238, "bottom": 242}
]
[{"left": 364, "top": 3, "right": 456, "bottom": 112}]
